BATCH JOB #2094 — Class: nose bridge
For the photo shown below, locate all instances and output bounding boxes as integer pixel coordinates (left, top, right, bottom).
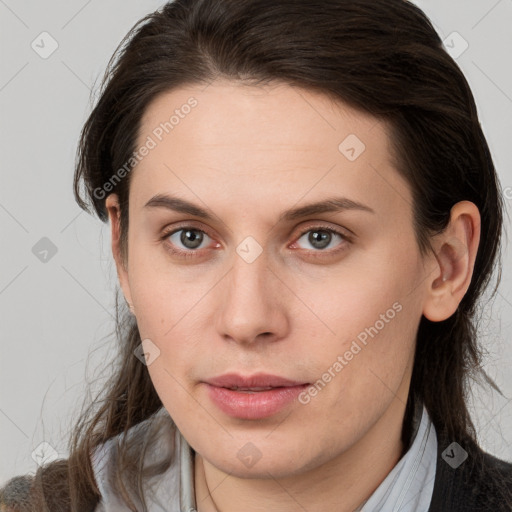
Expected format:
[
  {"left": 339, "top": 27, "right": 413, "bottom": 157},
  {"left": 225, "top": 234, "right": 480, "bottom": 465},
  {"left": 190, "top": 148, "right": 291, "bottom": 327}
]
[
  {"left": 217, "top": 242, "right": 285, "bottom": 343},
  {"left": 231, "top": 246, "right": 269, "bottom": 300}
]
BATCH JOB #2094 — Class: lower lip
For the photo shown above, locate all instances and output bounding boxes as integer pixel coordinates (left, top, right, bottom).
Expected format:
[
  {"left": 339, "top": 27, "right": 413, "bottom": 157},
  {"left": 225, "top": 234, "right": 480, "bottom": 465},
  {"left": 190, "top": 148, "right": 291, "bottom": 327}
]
[{"left": 204, "top": 383, "right": 309, "bottom": 420}]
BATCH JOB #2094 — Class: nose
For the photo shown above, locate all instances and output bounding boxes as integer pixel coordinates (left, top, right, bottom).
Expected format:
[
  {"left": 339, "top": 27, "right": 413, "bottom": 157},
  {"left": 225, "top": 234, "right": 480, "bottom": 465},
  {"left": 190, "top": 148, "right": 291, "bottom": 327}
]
[{"left": 216, "top": 245, "right": 289, "bottom": 346}]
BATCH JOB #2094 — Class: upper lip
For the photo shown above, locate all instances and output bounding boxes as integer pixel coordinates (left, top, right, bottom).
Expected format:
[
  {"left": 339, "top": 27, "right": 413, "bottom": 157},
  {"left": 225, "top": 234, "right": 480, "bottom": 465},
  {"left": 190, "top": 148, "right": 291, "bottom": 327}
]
[{"left": 204, "top": 373, "right": 308, "bottom": 389}]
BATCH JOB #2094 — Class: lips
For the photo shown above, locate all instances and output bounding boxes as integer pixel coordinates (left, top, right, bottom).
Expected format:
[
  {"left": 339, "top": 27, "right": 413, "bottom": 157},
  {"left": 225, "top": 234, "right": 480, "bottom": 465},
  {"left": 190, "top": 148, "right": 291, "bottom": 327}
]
[
  {"left": 203, "top": 373, "right": 310, "bottom": 419},
  {"left": 205, "top": 373, "right": 308, "bottom": 389}
]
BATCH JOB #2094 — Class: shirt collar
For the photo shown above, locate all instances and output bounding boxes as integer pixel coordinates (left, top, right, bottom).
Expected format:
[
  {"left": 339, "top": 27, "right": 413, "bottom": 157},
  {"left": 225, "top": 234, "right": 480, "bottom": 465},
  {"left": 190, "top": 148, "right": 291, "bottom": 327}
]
[
  {"left": 92, "top": 401, "right": 437, "bottom": 511},
  {"left": 354, "top": 400, "right": 438, "bottom": 511}
]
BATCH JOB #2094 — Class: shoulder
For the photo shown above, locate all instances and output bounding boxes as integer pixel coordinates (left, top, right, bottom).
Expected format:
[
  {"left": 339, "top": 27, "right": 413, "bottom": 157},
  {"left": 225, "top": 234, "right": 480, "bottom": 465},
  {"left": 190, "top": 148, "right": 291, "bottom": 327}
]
[
  {"left": 429, "top": 430, "right": 512, "bottom": 512},
  {"left": 92, "top": 407, "right": 183, "bottom": 510},
  {"left": 0, "top": 474, "right": 35, "bottom": 510},
  {"left": 0, "top": 408, "right": 176, "bottom": 512},
  {"left": 0, "top": 459, "right": 98, "bottom": 512}
]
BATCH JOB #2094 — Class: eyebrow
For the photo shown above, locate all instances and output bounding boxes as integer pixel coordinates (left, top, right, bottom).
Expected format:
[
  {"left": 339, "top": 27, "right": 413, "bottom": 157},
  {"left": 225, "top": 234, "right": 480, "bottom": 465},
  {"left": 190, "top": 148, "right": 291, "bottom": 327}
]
[{"left": 144, "top": 194, "right": 375, "bottom": 222}]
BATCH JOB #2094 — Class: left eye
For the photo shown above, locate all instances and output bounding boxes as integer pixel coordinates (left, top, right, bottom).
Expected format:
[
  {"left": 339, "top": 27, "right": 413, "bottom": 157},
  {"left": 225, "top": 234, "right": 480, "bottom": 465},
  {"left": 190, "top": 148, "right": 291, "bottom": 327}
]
[{"left": 294, "top": 228, "right": 347, "bottom": 251}]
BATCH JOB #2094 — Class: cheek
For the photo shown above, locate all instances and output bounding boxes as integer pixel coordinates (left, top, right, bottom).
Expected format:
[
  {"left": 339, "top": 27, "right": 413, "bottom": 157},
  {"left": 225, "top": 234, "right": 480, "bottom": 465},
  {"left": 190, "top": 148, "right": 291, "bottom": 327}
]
[
  {"left": 146, "top": 361, "right": 202, "bottom": 438},
  {"left": 309, "top": 297, "right": 415, "bottom": 397},
  {"left": 292, "top": 252, "right": 420, "bottom": 347},
  {"left": 126, "top": 247, "right": 203, "bottom": 338},
  {"left": 293, "top": 253, "right": 423, "bottom": 409}
]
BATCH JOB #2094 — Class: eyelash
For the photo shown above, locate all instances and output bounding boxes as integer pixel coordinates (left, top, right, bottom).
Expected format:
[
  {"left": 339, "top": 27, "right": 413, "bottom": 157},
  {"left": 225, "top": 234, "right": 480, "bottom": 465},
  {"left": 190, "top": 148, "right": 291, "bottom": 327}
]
[{"left": 159, "top": 223, "right": 352, "bottom": 260}]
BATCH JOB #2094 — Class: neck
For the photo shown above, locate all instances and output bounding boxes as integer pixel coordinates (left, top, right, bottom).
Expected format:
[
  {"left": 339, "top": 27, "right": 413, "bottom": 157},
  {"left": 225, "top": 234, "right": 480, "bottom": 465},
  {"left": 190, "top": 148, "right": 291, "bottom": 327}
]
[{"left": 193, "top": 396, "right": 408, "bottom": 512}]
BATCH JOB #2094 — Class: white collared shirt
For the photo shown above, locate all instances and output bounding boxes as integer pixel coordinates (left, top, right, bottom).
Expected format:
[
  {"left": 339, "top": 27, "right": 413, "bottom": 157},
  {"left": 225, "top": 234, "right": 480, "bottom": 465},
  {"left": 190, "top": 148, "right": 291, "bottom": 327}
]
[
  {"left": 92, "top": 403, "right": 437, "bottom": 511},
  {"left": 356, "top": 402, "right": 437, "bottom": 511}
]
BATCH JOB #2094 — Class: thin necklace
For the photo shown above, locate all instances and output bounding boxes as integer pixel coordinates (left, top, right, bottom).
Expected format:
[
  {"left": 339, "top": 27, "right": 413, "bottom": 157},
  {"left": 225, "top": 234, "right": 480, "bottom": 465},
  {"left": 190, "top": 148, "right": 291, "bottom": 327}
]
[{"left": 197, "top": 455, "right": 221, "bottom": 512}]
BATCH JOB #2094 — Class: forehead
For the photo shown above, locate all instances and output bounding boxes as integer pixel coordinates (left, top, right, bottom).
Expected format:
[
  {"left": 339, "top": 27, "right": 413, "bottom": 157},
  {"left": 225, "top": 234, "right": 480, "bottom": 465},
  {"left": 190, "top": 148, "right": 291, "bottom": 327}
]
[
  {"left": 131, "top": 79, "right": 411, "bottom": 220},
  {"left": 139, "top": 79, "right": 383, "bottom": 153}
]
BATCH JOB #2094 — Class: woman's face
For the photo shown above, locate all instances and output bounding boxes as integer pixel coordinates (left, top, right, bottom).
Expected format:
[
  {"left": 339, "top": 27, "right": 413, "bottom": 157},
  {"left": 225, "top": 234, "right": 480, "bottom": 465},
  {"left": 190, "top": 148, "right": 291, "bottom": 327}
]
[{"left": 109, "top": 79, "right": 437, "bottom": 478}]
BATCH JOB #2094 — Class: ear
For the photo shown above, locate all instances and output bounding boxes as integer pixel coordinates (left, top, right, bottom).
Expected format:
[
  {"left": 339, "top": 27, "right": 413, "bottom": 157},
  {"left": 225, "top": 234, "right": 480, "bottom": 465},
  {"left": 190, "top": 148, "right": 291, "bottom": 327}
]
[
  {"left": 422, "top": 201, "right": 481, "bottom": 322},
  {"left": 105, "top": 193, "right": 135, "bottom": 315}
]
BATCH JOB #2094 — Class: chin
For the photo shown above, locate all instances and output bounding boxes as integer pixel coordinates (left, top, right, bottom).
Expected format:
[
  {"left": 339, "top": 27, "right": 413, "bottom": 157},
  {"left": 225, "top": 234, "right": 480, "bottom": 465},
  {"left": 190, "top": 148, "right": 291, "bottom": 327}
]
[{"left": 198, "top": 432, "right": 333, "bottom": 480}]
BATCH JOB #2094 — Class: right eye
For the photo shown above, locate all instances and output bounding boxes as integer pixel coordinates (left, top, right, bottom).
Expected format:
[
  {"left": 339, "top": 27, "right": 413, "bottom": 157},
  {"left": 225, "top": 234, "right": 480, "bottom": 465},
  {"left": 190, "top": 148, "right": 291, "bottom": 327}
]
[{"left": 160, "top": 224, "right": 221, "bottom": 260}]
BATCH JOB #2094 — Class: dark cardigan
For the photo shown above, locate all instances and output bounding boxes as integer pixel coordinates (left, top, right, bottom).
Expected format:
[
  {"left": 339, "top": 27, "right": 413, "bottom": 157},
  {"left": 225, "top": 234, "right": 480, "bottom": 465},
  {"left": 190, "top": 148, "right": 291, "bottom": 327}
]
[{"left": 427, "top": 428, "right": 512, "bottom": 511}]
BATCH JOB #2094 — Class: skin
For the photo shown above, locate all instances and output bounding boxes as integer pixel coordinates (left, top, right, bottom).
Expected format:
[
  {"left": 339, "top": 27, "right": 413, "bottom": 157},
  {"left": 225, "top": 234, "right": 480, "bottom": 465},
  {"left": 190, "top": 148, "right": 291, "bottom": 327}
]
[{"left": 105, "top": 79, "right": 480, "bottom": 512}]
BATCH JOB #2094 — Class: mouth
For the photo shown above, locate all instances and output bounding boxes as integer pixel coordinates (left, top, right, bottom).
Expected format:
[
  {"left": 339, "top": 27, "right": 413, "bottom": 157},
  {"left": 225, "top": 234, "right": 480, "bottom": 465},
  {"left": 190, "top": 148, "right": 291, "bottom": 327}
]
[
  {"left": 202, "top": 373, "right": 310, "bottom": 419},
  {"left": 223, "top": 386, "right": 279, "bottom": 393},
  {"left": 205, "top": 372, "right": 308, "bottom": 389}
]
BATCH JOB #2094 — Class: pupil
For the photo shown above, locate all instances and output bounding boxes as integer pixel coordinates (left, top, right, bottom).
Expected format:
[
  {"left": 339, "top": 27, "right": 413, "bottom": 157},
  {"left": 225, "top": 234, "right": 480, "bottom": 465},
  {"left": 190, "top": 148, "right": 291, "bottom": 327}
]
[
  {"left": 310, "top": 230, "right": 330, "bottom": 249},
  {"left": 181, "top": 229, "right": 203, "bottom": 249}
]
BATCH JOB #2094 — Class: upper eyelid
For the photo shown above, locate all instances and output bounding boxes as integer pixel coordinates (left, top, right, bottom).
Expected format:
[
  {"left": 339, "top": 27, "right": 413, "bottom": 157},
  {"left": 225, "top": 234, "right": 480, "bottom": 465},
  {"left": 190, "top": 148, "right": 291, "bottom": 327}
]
[
  {"left": 296, "top": 223, "right": 352, "bottom": 237},
  {"left": 161, "top": 222, "right": 215, "bottom": 241},
  {"left": 161, "top": 221, "right": 349, "bottom": 236}
]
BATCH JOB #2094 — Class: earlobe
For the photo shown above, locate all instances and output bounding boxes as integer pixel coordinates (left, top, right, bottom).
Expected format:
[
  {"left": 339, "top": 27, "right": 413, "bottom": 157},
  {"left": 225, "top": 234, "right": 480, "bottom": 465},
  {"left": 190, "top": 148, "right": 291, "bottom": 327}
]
[
  {"left": 422, "top": 201, "right": 481, "bottom": 322},
  {"left": 105, "top": 193, "right": 135, "bottom": 315}
]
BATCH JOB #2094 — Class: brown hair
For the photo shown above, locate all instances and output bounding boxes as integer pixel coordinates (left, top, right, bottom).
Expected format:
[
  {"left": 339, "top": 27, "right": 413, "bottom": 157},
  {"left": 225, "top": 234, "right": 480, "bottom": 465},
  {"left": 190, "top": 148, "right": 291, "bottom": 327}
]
[{"left": 1, "top": 0, "right": 510, "bottom": 510}]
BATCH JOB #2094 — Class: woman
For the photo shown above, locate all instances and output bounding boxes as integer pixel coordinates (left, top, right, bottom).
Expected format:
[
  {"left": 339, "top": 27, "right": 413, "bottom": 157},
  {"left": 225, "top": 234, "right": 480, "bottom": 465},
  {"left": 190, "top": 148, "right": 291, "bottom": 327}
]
[{"left": 1, "top": 0, "right": 511, "bottom": 510}]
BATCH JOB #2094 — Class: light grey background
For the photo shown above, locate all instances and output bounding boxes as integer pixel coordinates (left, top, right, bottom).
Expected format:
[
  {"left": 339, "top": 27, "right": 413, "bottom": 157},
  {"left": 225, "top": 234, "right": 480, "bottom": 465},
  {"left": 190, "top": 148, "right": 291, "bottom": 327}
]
[{"left": 1, "top": 0, "right": 511, "bottom": 483}]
